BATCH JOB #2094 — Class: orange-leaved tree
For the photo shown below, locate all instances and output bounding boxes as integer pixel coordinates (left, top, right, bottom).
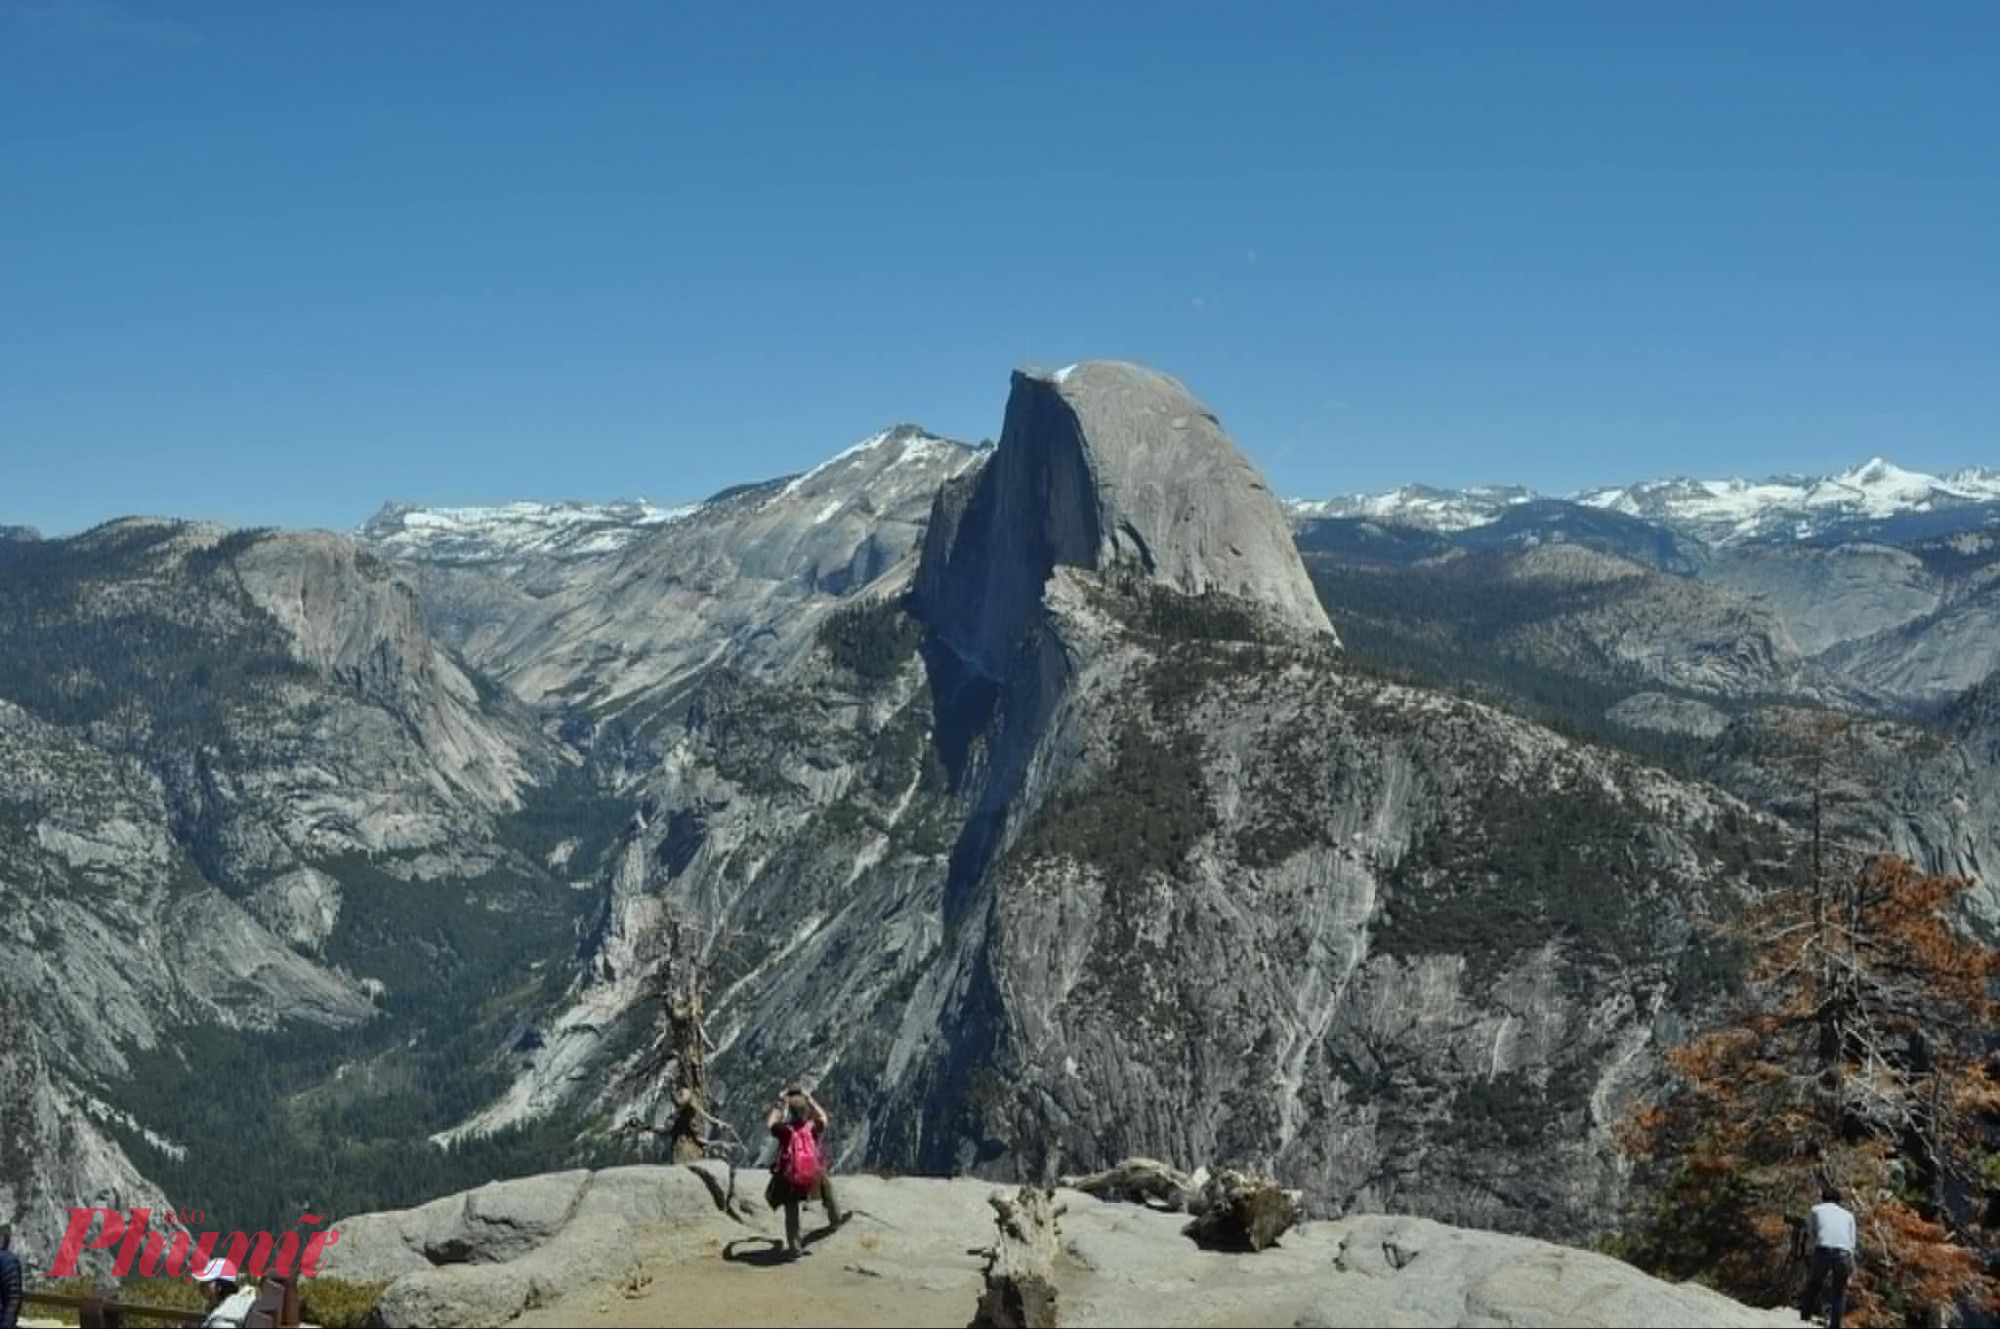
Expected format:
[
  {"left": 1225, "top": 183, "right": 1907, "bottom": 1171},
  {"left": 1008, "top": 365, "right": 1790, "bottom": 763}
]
[{"left": 1621, "top": 848, "right": 1999, "bottom": 1325}]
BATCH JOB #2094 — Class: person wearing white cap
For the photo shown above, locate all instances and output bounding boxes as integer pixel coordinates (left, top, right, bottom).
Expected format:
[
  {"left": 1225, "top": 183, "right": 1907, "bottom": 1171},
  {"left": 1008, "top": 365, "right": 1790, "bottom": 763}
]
[{"left": 193, "top": 1257, "right": 257, "bottom": 1328}]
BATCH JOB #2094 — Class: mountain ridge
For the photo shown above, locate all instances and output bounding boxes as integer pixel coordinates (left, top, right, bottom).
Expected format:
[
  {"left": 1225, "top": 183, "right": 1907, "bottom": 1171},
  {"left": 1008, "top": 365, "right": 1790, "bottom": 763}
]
[
  {"left": 1288, "top": 454, "right": 2000, "bottom": 547},
  {"left": 355, "top": 425, "right": 977, "bottom": 574}
]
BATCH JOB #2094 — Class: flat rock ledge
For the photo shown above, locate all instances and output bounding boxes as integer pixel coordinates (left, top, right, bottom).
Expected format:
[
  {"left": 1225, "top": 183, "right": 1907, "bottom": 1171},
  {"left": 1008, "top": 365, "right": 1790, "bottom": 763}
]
[{"left": 320, "top": 1166, "right": 1803, "bottom": 1328}]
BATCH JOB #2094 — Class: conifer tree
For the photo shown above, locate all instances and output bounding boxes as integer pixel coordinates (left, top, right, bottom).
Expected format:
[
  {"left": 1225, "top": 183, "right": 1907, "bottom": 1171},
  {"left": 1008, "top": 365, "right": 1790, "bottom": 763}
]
[{"left": 1621, "top": 716, "right": 1999, "bottom": 1324}]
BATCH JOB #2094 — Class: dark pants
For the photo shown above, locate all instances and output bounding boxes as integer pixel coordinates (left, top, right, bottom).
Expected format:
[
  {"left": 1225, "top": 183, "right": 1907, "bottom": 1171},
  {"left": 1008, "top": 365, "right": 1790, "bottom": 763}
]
[
  {"left": 768, "top": 1173, "right": 843, "bottom": 1251},
  {"left": 1800, "top": 1246, "right": 1853, "bottom": 1329}
]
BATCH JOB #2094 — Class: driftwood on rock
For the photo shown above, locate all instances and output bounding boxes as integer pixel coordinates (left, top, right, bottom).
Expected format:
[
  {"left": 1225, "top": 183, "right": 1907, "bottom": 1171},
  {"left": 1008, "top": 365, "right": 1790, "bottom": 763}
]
[
  {"left": 1057, "top": 1157, "right": 1301, "bottom": 1253},
  {"left": 1181, "top": 1168, "right": 1303, "bottom": 1252},
  {"left": 968, "top": 1185, "right": 1066, "bottom": 1329},
  {"left": 1057, "top": 1157, "right": 1208, "bottom": 1213}
]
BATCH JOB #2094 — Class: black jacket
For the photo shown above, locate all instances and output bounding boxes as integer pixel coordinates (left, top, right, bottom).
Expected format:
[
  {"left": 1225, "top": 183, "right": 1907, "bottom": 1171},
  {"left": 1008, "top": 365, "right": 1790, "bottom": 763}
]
[{"left": 0, "top": 1245, "right": 25, "bottom": 1329}]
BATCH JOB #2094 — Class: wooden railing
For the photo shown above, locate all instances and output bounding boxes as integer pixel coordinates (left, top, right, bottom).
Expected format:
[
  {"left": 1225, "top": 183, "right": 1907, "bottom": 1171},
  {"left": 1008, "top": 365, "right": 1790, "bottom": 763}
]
[{"left": 21, "top": 1270, "right": 300, "bottom": 1327}]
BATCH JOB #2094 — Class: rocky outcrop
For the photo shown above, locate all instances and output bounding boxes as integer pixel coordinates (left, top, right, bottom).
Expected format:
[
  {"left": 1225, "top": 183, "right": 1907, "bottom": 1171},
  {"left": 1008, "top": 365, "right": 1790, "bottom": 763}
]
[
  {"left": 321, "top": 1168, "right": 1800, "bottom": 1329},
  {"left": 319, "top": 1165, "right": 724, "bottom": 1327},
  {"left": 914, "top": 362, "right": 1333, "bottom": 674},
  {"left": 1295, "top": 1214, "right": 1799, "bottom": 1329}
]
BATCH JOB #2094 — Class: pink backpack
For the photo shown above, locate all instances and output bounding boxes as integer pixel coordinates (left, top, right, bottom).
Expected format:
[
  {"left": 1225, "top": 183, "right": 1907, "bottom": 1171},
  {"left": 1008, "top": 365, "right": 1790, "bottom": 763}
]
[{"left": 779, "top": 1121, "right": 822, "bottom": 1191}]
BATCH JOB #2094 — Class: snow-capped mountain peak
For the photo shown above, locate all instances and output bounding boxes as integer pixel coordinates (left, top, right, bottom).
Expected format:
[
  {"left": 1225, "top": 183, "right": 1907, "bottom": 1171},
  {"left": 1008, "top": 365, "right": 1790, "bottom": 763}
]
[
  {"left": 1806, "top": 456, "right": 1940, "bottom": 507},
  {"left": 1289, "top": 456, "right": 2000, "bottom": 546},
  {"left": 1843, "top": 456, "right": 1905, "bottom": 486},
  {"left": 1287, "top": 482, "right": 1536, "bottom": 532},
  {"left": 774, "top": 424, "right": 970, "bottom": 500}
]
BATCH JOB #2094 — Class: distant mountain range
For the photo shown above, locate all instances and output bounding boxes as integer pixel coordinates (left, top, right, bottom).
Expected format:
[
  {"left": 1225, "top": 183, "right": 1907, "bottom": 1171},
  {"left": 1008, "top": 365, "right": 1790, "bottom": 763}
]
[
  {"left": 357, "top": 455, "right": 2000, "bottom": 574},
  {"left": 1286, "top": 457, "right": 2000, "bottom": 547},
  {"left": 358, "top": 425, "right": 975, "bottom": 576}
]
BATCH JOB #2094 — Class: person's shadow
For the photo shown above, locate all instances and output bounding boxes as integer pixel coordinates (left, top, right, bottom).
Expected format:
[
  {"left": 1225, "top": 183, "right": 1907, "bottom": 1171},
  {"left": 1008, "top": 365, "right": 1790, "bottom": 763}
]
[
  {"left": 721, "top": 1223, "right": 842, "bottom": 1267},
  {"left": 722, "top": 1236, "right": 793, "bottom": 1267}
]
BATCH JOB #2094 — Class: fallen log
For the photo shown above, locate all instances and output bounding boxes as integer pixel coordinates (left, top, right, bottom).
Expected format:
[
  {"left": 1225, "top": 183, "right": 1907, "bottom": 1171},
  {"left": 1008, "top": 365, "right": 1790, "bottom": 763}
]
[
  {"left": 1057, "top": 1156, "right": 1207, "bottom": 1213},
  {"left": 968, "top": 1185, "right": 1066, "bottom": 1329},
  {"left": 1181, "top": 1168, "right": 1303, "bottom": 1252}
]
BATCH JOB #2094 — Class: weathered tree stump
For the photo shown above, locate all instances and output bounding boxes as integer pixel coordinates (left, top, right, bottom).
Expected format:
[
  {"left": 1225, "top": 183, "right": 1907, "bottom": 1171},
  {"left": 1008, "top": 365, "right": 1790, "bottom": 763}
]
[
  {"left": 969, "top": 1185, "right": 1066, "bottom": 1329},
  {"left": 1181, "top": 1169, "right": 1302, "bottom": 1252},
  {"left": 667, "top": 1085, "right": 708, "bottom": 1163},
  {"left": 1058, "top": 1157, "right": 1204, "bottom": 1212}
]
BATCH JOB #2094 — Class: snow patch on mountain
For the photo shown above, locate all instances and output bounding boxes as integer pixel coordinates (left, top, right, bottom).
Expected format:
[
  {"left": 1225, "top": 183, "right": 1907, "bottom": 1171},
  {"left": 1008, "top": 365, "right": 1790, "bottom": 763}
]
[
  {"left": 359, "top": 427, "right": 978, "bottom": 577},
  {"left": 1290, "top": 457, "right": 2000, "bottom": 545},
  {"left": 358, "top": 498, "right": 700, "bottom": 567},
  {"left": 775, "top": 424, "right": 965, "bottom": 499},
  {"left": 1287, "top": 484, "right": 1537, "bottom": 532},
  {"left": 1577, "top": 456, "right": 2000, "bottom": 542}
]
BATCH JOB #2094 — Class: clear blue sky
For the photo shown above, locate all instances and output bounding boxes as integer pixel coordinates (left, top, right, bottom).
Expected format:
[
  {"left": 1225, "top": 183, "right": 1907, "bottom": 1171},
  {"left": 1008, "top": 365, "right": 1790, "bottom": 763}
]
[{"left": 3, "top": 1, "right": 1996, "bottom": 535}]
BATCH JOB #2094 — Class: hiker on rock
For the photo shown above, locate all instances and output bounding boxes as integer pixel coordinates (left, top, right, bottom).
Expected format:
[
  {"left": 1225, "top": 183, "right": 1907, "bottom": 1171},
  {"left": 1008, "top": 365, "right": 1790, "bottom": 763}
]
[
  {"left": 765, "top": 1086, "right": 844, "bottom": 1256},
  {"left": 0, "top": 1224, "right": 23, "bottom": 1329},
  {"left": 1798, "top": 1184, "right": 1857, "bottom": 1329}
]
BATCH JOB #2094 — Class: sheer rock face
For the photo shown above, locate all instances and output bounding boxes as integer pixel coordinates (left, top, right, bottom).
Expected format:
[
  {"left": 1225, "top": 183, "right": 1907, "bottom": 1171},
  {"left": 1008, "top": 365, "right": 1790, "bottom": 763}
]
[
  {"left": 234, "top": 532, "right": 550, "bottom": 816},
  {"left": 1945, "top": 671, "right": 2000, "bottom": 768},
  {"left": 1705, "top": 706, "right": 2000, "bottom": 926},
  {"left": 915, "top": 362, "right": 1334, "bottom": 680},
  {"left": 0, "top": 983, "right": 177, "bottom": 1283}
]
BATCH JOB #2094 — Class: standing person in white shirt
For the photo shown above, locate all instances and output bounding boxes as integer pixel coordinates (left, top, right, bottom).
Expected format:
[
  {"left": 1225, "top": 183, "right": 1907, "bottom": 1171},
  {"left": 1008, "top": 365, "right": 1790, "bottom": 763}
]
[{"left": 1798, "top": 1184, "right": 1858, "bottom": 1329}]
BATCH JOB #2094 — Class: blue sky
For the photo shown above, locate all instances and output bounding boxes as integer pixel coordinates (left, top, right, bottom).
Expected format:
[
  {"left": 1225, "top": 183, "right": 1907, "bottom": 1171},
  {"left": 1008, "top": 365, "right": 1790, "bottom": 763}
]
[{"left": 2, "top": 0, "right": 1995, "bottom": 535}]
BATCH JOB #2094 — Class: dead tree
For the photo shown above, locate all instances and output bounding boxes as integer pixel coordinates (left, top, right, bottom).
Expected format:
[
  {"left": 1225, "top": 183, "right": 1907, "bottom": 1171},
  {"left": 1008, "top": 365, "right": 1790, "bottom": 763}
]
[
  {"left": 1058, "top": 1156, "right": 1301, "bottom": 1251},
  {"left": 1181, "top": 1169, "right": 1303, "bottom": 1252},
  {"left": 969, "top": 1186, "right": 1066, "bottom": 1329},
  {"left": 620, "top": 906, "right": 745, "bottom": 1163},
  {"left": 1058, "top": 1157, "right": 1205, "bottom": 1212}
]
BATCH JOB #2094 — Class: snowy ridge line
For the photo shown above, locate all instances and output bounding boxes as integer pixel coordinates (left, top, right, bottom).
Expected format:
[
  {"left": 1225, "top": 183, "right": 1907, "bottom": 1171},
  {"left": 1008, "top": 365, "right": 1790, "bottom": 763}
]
[
  {"left": 1287, "top": 456, "right": 2000, "bottom": 543},
  {"left": 773, "top": 424, "right": 969, "bottom": 500},
  {"left": 355, "top": 427, "right": 985, "bottom": 574},
  {"left": 357, "top": 497, "right": 704, "bottom": 564}
]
